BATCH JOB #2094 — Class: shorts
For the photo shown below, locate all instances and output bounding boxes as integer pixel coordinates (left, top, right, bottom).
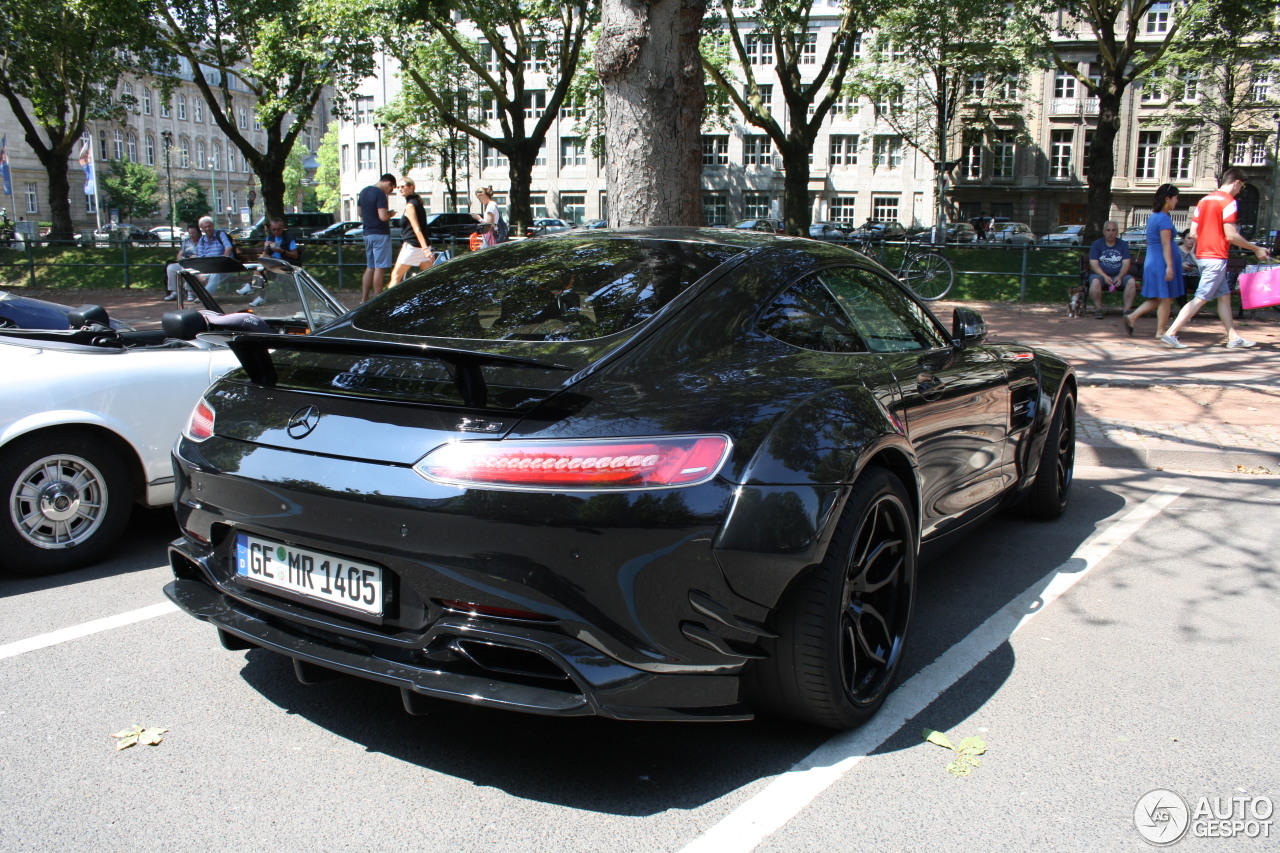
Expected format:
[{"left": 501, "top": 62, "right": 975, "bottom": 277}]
[
  {"left": 363, "top": 233, "right": 392, "bottom": 269},
  {"left": 1088, "top": 272, "right": 1135, "bottom": 291},
  {"left": 396, "top": 242, "right": 434, "bottom": 268},
  {"left": 1194, "top": 258, "right": 1231, "bottom": 300}
]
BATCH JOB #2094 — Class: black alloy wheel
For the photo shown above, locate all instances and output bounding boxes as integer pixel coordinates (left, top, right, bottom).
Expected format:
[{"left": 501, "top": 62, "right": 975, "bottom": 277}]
[
  {"left": 749, "top": 468, "right": 917, "bottom": 729},
  {"left": 1018, "top": 391, "right": 1076, "bottom": 519}
]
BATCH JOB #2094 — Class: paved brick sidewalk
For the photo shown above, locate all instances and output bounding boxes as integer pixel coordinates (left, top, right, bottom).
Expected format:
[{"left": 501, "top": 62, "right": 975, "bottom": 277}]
[{"left": 14, "top": 287, "right": 1280, "bottom": 473}]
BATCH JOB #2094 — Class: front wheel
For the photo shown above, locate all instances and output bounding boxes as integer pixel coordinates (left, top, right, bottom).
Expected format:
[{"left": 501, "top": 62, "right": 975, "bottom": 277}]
[
  {"left": 748, "top": 468, "right": 917, "bottom": 729},
  {"left": 0, "top": 432, "right": 133, "bottom": 576},
  {"left": 902, "top": 251, "right": 955, "bottom": 301}
]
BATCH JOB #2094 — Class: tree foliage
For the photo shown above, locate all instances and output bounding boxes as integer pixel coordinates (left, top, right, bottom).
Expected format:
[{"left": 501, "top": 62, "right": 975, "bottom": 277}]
[
  {"left": 313, "top": 122, "right": 342, "bottom": 215},
  {"left": 701, "top": 0, "right": 866, "bottom": 234},
  {"left": 101, "top": 160, "right": 162, "bottom": 221},
  {"left": 173, "top": 179, "right": 212, "bottom": 225},
  {"left": 155, "top": 0, "right": 378, "bottom": 223},
  {"left": 374, "top": 0, "right": 598, "bottom": 230},
  {"left": 855, "top": 0, "right": 1034, "bottom": 227},
  {"left": 0, "top": 0, "right": 167, "bottom": 238}
]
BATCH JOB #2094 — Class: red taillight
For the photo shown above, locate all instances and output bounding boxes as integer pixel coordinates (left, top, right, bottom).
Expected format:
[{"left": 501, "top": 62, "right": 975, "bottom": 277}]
[
  {"left": 415, "top": 435, "right": 731, "bottom": 491},
  {"left": 184, "top": 399, "right": 215, "bottom": 441}
]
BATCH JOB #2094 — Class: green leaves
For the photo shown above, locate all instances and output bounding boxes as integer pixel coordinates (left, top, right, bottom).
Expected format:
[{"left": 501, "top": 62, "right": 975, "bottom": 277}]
[
  {"left": 110, "top": 724, "right": 169, "bottom": 751},
  {"left": 922, "top": 727, "right": 987, "bottom": 777}
]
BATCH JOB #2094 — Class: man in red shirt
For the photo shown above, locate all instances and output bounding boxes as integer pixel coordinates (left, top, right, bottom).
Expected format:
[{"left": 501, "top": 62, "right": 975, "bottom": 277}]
[{"left": 1161, "top": 168, "right": 1270, "bottom": 348}]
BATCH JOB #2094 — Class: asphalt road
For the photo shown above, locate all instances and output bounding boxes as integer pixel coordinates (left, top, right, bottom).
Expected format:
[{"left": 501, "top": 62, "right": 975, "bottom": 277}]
[{"left": 1, "top": 467, "right": 1276, "bottom": 852}]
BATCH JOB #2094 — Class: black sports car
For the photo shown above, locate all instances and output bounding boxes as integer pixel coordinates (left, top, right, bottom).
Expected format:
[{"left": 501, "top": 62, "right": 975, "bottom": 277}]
[{"left": 166, "top": 228, "right": 1075, "bottom": 728}]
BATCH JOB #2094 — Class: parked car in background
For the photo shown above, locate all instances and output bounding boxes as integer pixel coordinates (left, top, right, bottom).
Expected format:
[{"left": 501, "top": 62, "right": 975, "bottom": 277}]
[
  {"left": 808, "top": 222, "right": 851, "bottom": 241},
  {"left": 80, "top": 224, "right": 160, "bottom": 245},
  {"left": 946, "top": 223, "right": 979, "bottom": 243},
  {"left": 526, "top": 218, "right": 575, "bottom": 238},
  {"left": 302, "top": 221, "right": 361, "bottom": 244},
  {"left": 1120, "top": 225, "right": 1147, "bottom": 245},
  {"left": 0, "top": 255, "right": 347, "bottom": 577},
  {"left": 583, "top": 219, "right": 609, "bottom": 229},
  {"left": 162, "top": 228, "right": 1076, "bottom": 729},
  {"left": 989, "top": 222, "right": 1037, "bottom": 245},
  {"left": 420, "top": 212, "right": 479, "bottom": 243},
  {"left": 1042, "top": 225, "right": 1085, "bottom": 246},
  {"left": 848, "top": 221, "right": 907, "bottom": 242},
  {"left": 733, "top": 218, "right": 785, "bottom": 234},
  {"left": 150, "top": 226, "right": 185, "bottom": 244},
  {"left": 236, "top": 212, "right": 335, "bottom": 244}
]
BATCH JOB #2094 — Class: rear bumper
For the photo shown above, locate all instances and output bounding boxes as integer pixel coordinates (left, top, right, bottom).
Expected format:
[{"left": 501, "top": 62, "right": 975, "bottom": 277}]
[{"left": 166, "top": 539, "right": 753, "bottom": 722}]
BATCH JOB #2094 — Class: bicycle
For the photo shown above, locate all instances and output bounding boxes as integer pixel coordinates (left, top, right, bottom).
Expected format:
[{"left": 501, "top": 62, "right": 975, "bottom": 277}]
[{"left": 848, "top": 235, "right": 955, "bottom": 301}]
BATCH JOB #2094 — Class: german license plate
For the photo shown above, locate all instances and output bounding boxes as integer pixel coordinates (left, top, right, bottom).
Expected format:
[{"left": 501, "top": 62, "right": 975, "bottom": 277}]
[{"left": 235, "top": 533, "right": 384, "bottom": 617}]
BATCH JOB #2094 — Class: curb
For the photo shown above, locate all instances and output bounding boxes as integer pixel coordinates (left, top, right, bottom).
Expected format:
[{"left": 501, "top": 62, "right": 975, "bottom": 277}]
[{"left": 1076, "top": 442, "right": 1280, "bottom": 472}]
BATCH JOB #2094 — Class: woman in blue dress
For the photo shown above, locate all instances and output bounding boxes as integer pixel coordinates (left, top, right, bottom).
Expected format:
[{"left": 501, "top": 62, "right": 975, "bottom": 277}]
[{"left": 1125, "top": 184, "right": 1183, "bottom": 338}]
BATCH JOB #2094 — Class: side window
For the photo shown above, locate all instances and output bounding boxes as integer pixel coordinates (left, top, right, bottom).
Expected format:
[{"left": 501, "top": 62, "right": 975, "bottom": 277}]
[
  {"left": 757, "top": 275, "right": 866, "bottom": 353},
  {"left": 817, "top": 267, "right": 949, "bottom": 352}
]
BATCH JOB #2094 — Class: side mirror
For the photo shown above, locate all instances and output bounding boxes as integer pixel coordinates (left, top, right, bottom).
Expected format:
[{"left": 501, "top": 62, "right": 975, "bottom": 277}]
[{"left": 951, "top": 307, "right": 988, "bottom": 348}]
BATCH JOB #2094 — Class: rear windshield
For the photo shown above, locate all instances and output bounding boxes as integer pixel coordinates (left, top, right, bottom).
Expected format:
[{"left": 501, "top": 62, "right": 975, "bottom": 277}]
[{"left": 352, "top": 237, "right": 743, "bottom": 342}]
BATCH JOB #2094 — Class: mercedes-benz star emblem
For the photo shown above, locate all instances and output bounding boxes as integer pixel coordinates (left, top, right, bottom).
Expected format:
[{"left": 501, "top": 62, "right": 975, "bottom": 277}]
[{"left": 286, "top": 405, "right": 320, "bottom": 439}]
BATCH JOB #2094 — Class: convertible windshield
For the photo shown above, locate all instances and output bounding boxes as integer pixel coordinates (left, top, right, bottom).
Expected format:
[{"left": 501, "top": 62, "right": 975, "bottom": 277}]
[{"left": 352, "top": 237, "right": 744, "bottom": 342}]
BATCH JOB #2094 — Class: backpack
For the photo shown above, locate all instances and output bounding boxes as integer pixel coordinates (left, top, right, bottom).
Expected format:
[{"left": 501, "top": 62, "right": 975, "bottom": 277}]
[{"left": 494, "top": 211, "right": 509, "bottom": 244}]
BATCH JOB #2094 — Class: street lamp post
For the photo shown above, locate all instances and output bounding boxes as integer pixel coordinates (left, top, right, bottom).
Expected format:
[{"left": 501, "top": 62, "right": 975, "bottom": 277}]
[
  {"left": 161, "top": 131, "right": 175, "bottom": 235},
  {"left": 374, "top": 122, "right": 385, "bottom": 175},
  {"left": 208, "top": 158, "right": 218, "bottom": 229}
]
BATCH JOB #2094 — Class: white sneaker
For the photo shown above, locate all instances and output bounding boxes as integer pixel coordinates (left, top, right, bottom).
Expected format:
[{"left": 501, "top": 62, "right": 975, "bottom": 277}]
[
  {"left": 248, "top": 296, "right": 266, "bottom": 307},
  {"left": 235, "top": 283, "right": 253, "bottom": 296},
  {"left": 1160, "top": 334, "right": 1188, "bottom": 349},
  {"left": 1226, "top": 337, "right": 1257, "bottom": 348}
]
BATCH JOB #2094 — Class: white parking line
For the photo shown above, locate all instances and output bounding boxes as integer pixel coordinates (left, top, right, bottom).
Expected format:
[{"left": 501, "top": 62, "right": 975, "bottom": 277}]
[
  {"left": 678, "top": 485, "right": 1187, "bottom": 853},
  {"left": 0, "top": 602, "right": 179, "bottom": 661}
]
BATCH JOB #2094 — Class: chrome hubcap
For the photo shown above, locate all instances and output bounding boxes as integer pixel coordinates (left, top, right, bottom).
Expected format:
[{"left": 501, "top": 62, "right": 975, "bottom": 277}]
[{"left": 10, "top": 454, "right": 108, "bottom": 549}]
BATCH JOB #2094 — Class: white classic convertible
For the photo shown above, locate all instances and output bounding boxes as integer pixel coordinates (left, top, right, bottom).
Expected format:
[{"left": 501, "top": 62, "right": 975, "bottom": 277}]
[{"left": 0, "top": 257, "right": 347, "bottom": 576}]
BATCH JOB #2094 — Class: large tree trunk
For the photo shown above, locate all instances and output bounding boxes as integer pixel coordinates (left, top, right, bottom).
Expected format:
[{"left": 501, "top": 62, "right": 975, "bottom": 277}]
[
  {"left": 780, "top": 135, "right": 812, "bottom": 235},
  {"left": 1083, "top": 88, "right": 1122, "bottom": 244},
  {"left": 259, "top": 167, "right": 288, "bottom": 225},
  {"left": 505, "top": 142, "right": 540, "bottom": 234},
  {"left": 40, "top": 152, "right": 75, "bottom": 243},
  {"left": 597, "top": 0, "right": 706, "bottom": 226}
]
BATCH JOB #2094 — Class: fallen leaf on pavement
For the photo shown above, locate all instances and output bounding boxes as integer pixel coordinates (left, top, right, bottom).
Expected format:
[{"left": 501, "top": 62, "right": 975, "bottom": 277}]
[{"left": 111, "top": 724, "right": 169, "bottom": 751}]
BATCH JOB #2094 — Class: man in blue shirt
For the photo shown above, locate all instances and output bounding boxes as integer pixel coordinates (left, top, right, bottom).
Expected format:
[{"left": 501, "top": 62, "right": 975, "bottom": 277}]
[
  {"left": 1087, "top": 221, "right": 1136, "bottom": 318},
  {"left": 358, "top": 173, "right": 396, "bottom": 302},
  {"left": 195, "top": 215, "right": 235, "bottom": 294}
]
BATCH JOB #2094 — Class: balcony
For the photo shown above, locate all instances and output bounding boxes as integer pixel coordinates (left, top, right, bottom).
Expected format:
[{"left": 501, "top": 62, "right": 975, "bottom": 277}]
[{"left": 1050, "top": 97, "right": 1099, "bottom": 116}]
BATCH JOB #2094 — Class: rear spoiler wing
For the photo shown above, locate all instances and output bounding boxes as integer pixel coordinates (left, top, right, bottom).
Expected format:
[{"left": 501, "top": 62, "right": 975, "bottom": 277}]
[{"left": 226, "top": 333, "right": 571, "bottom": 408}]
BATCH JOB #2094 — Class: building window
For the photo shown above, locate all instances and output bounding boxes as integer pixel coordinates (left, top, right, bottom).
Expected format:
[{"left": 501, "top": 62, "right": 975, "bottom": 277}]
[
  {"left": 1233, "top": 138, "right": 1248, "bottom": 164},
  {"left": 534, "top": 143, "right": 547, "bottom": 167},
  {"left": 874, "top": 89, "right": 903, "bottom": 118},
  {"left": 800, "top": 33, "right": 817, "bottom": 64},
  {"left": 1146, "top": 2, "right": 1170, "bottom": 33},
  {"left": 145, "top": 134, "right": 155, "bottom": 166},
  {"left": 993, "top": 131, "right": 1015, "bottom": 178},
  {"left": 122, "top": 82, "right": 133, "bottom": 106},
  {"left": 523, "top": 41, "right": 546, "bottom": 73},
  {"left": 703, "top": 193, "right": 727, "bottom": 225},
  {"left": 873, "top": 135, "right": 903, "bottom": 169},
  {"left": 743, "top": 135, "right": 772, "bottom": 166},
  {"left": 560, "top": 193, "right": 585, "bottom": 224},
  {"left": 126, "top": 132, "right": 137, "bottom": 162},
  {"left": 177, "top": 95, "right": 187, "bottom": 121},
  {"left": 524, "top": 91, "right": 547, "bottom": 119},
  {"left": 965, "top": 73, "right": 986, "bottom": 99},
  {"left": 480, "top": 44, "right": 499, "bottom": 73},
  {"left": 353, "top": 96, "right": 375, "bottom": 125},
  {"left": 483, "top": 143, "right": 508, "bottom": 169},
  {"left": 197, "top": 140, "right": 207, "bottom": 169},
  {"left": 341, "top": 144, "right": 349, "bottom": 171},
  {"left": 1250, "top": 73, "right": 1272, "bottom": 102},
  {"left": 1252, "top": 136, "right": 1268, "bottom": 165},
  {"left": 746, "top": 34, "right": 773, "bottom": 65},
  {"left": 1182, "top": 70, "right": 1200, "bottom": 101},
  {"left": 831, "top": 95, "right": 858, "bottom": 117},
  {"left": 1169, "top": 133, "right": 1194, "bottom": 180},
  {"left": 1135, "top": 131, "right": 1160, "bottom": 180},
  {"left": 142, "top": 87, "right": 152, "bottom": 115},
  {"left": 86, "top": 194, "right": 96, "bottom": 214},
  {"left": 214, "top": 188, "right": 223, "bottom": 214},
  {"left": 871, "top": 196, "right": 899, "bottom": 222},
  {"left": 560, "top": 137, "right": 586, "bottom": 167},
  {"left": 194, "top": 100, "right": 203, "bottom": 123},
  {"left": 702, "top": 135, "right": 729, "bottom": 166},
  {"left": 850, "top": 32, "right": 862, "bottom": 59},
  {"left": 1049, "top": 129, "right": 1073, "bottom": 179},
  {"left": 529, "top": 194, "right": 547, "bottom": 219},
  {"left": 1141, "top": 75, "right": 1164, "bottom": 102},
  {"left": 757, "top": 84, "right": 772, "bottom": 109},
  {"left": 160, "top": 99, "right": 170, "bottom": 119},
  {"left": 238, "top": 106, "right": 248, "bottom": 129},
  {"left": 743, "top": 192, "right": 771, "bottom": 218},
  {"left": 113, "top": 129, "right": 124, "bottom": 160},
  {"left": 829, "top": 195, "right": 857, "bottom": 224},
  {"left": 829, "top": 134, "right": 859, "bottom": 166},
  {"left": 357, "top": 142, "right": 375, "bottom": 171},
  {"left": 1053, "top": 69, "right": 1077, "bottom": 99},
  {"left": 962, "top": 142, "right": 982, "bottom": 179},
  {"left": 179, "top": 138, "right": 191, "bottom": 168},
  {"left": 24, "top": 182, "right": 38, "bottom": 214}
]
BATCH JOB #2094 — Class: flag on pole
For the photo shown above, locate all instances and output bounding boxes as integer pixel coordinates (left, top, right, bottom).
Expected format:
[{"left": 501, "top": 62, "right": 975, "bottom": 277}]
[
  {"left": 0, "top": 135, "right": 12, "bottom": 196},
  {"left": 79, "top": 137, "right": 95, "bottom": 196}
]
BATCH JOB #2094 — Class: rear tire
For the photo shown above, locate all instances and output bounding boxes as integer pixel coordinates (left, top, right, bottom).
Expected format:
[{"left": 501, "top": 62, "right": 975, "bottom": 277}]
[
  {"left": 1018, "top": 392, "right": 1076, "bottom": 519},
  {"left": 0, "top": 432, "right": 132, "bottom": 576},
  {"left": 749, "top": 468, "right": 917, "bottom": 729}
]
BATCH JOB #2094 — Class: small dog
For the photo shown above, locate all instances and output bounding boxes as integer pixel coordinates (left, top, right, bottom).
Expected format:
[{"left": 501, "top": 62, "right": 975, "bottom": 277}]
[{"left": 1067, "top": 284, "right": 1087, "bottom": 318}]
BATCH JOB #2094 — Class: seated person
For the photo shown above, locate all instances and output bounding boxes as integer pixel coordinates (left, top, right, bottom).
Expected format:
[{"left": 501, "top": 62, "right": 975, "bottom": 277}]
[
  {"left": 1087, "top": 221, "right": 1137, "bottom": 318},
  {"left": 164, "top": 223, "right": 201, "bottom": 301},
  {"left": 194, "top": 216, "right": 236, "bottom": 294},
  {"left": 260, "top": 218, "right": 299, "bottom": 263}
]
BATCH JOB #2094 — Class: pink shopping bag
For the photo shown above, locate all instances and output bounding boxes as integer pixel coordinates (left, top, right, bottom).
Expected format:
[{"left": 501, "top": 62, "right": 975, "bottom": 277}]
[{"left": 1238, "top": 265, "right": 1280, "bottom": 310}]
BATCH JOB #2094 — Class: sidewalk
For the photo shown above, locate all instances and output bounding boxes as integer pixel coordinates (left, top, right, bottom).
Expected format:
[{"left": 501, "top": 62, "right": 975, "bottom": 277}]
[{"left": 20, "top": 287, "right": 1280, "bottom": 474}]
